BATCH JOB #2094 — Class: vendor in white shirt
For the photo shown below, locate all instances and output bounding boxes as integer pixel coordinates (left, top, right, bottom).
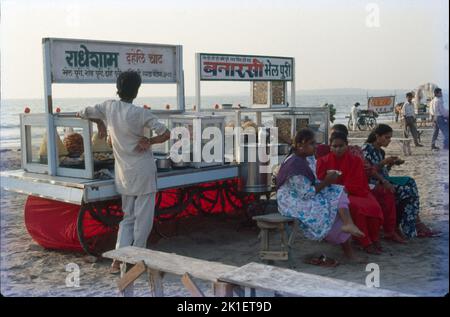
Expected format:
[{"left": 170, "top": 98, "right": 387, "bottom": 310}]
[
  {"left": 401, "top": 92, "right": 423, "bottom": 147},
  {"left": 78, "top": 71, "right": 170, "bottom": 273},
  {"left": 430, "top": 88, "right": 449, "bottom": 150}
]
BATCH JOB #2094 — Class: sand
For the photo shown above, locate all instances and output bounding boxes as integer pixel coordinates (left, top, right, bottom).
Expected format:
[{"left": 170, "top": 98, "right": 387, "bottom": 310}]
[{"left": 0, "top": 122, "right": 448, "bottom": 297}]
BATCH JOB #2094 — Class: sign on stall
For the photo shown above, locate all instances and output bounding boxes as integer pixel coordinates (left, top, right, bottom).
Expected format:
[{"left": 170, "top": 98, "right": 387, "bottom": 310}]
[
  {"left": 367, "top": 96, "right": 395, "bottom": 113},
  {"left": 47, "top": 38, "right": 177, "bottom": 83},
  {"left": 199, "top": 53, "right": 293, "bottom": 81}
]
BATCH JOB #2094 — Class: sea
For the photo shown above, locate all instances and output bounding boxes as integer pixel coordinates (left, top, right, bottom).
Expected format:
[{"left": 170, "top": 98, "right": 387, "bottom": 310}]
[{"left": 1, "top": 90, "right": 448, "bottom": 149}]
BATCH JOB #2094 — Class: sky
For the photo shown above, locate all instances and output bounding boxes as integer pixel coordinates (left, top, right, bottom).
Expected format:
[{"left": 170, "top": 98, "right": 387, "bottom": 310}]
[{"left": 0, "top": 0, "right": 448, "bottom": 99}]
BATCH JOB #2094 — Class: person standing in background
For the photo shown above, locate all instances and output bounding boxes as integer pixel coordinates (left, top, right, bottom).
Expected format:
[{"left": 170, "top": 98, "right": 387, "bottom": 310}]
[
  {"left": 401, "top": 92, "right": 423, "bottom": 147},
  {"left": 430, "top": 88, "right": 449, "bottom": 150},
  {"left": 350, "top": 102, "right": 360, "bottom": 131}
]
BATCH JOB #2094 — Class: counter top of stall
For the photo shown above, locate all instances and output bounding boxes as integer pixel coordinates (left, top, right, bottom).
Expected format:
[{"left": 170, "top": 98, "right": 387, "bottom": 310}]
[{"left": 0, "top": 164, "right": 239, "bottom": 205}]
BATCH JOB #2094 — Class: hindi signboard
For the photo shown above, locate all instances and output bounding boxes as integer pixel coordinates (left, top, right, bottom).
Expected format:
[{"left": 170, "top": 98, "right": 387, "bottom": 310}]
[
  {"left": 199, "top": 53, "right": 293, "bottom": 81},
  {"left": 367, "top": 96, "right": 395, "bottom": 113},
  {"left": 47, "top": 38, "right": 177, "bottom": 83}
]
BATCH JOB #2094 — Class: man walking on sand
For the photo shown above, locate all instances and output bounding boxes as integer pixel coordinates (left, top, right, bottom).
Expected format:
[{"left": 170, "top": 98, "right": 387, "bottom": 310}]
[
  {"left": 78, "top": 71, "right": 170, "bottom": 273},
  {"left": 401, "top": 92, "right": 423, "bottom": 147},
  {"left": 430, "top": 88, "right": 449, "bottom": 150}
]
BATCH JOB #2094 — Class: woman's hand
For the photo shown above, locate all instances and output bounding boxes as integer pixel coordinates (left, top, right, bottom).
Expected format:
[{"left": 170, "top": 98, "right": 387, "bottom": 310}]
[
  {"left": 382, "top": 179, "right": 395, "bottom": 193},
  {"left": 323, "top": 171, "right": 340, "bottom": 185},
  {"left": 381, "top": 156, "right": 398, "bottom": 167}
]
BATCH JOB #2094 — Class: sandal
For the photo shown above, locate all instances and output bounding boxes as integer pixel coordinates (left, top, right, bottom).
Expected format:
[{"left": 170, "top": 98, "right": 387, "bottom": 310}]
[
  {"left": 305, "top": 254, "right": 339, "bottom": 267},
  {"left": 417, "top": 229, "right": 442, "bottom": 238}
]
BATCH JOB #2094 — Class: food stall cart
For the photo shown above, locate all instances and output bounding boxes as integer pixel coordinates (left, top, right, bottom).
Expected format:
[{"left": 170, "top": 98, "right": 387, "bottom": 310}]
[{"left": 0, "top": 40, "right": 329, "bottom": 256}]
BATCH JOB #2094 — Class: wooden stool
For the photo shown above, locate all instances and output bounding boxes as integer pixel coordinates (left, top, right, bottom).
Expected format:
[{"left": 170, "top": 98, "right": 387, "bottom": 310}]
[{"left": 252, "top": 213, "right": 296, "bottom": 262}]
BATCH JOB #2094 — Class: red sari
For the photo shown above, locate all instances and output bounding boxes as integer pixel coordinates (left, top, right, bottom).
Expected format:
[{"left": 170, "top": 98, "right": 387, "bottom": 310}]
[{"left": 317, "top": 150, "right": 383, "bottom": 247}]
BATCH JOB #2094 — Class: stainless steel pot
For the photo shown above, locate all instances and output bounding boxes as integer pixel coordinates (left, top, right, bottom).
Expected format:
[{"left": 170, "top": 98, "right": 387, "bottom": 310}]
[
  {"left": 156, "top": 157, "right": 172, "bottom": 171},
  {"left": 170, "top": 151, "right": 192, "bottom": 169},
  {"left": 239, "top": 143, "right": 272, "bottom": 193}
]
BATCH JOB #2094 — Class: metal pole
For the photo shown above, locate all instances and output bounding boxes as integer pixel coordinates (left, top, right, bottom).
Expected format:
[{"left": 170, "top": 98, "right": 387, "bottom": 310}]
[
  {"left": 176, "top": 45, "right": 185, "bottom": 112},
  {"left": 291, "top": 59, "right": 296, "bottom": 107},
  {"left": 195, "top": 53, "right": 201, "bottom": 112},
  {"left": 43, "top": 38, "right": 57, "bottom": 176}
]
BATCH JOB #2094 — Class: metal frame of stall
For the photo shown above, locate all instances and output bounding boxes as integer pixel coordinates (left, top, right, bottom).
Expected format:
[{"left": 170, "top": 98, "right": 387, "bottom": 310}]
[{"left": 1, "top": 39, "right": 249, "bottom": 206}]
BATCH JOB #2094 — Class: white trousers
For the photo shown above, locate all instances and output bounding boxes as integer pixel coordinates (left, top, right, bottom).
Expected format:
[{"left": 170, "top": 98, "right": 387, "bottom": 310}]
[
  {"left": 352, "top": 115, "right": 358, "bottom": 131},
  {"left": 116, "top": 193, "right": 156, "bottom": 249}
]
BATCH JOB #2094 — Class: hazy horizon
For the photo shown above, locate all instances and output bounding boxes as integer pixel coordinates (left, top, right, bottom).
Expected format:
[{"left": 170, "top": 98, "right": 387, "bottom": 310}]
[{"left": 1, "top": 0, "right": 449, "bottom": 100}]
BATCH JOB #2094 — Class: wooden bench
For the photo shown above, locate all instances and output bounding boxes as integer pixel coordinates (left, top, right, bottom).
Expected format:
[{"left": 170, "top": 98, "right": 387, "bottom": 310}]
[
  {"left": 218, "top": 262, "right": 414, "bottom": 297},
  {"left": 103, "top": 246, "right": 242, "bottom": 297},
  {"left": 348, "top": 137, "right": 412, "bottom": 156},
  {"left": 252, "top": 213, "right": 297, "bottom": 264}
]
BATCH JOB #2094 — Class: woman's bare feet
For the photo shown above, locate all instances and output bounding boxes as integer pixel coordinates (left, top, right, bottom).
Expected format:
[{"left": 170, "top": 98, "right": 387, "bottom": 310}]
[
  {"left": 341, "top": 240, "right": 368, "bottom": 264},
  {"left": 341, "top": 223, "right": 365, "bottom": 238},
  {"left": 384, "top": 231, "right": 407, "bottom": 244},
  {"left": 364, "top": 244, "right": 382, "bottom": 255}
]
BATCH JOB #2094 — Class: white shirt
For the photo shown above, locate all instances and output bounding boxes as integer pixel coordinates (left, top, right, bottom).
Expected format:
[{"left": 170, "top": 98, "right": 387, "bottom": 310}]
[
  {"left": 431, "top": 96, "right": 448, "bottom": 118},
  {"left": 351, "top": 105, "right": 359, "bottom": 119},
  {"left": 401, "top": 101, "right": 415, "bottom": 118},
  {"left": 80, "top": 100, "right": 168, "bottom": 195}
]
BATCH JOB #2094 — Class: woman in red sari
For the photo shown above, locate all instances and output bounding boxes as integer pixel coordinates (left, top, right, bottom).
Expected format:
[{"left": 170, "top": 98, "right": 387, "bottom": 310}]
[{"left": 317, "top": 132, "right": 384, "bottom": 254}]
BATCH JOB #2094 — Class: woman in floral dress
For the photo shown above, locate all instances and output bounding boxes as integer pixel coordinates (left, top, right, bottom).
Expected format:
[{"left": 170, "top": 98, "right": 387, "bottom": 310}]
[
  {"left": 276, "top": 129, "right": 364, "bottom": 264},
  {"left": 362, "top": 124, "right": 437, "bottom": 238}
]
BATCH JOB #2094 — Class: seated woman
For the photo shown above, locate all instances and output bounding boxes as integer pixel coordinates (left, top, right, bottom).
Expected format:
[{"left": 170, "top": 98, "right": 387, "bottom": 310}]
[
  {"left": 362, "top": 124, "right": 438, "bottom": 238},
  {"left": 276, "top": 128, "right": 364, "bottom": 264},
  {"left": 317, "top": 132, "right": 384, "bottom": 254},
  {"left": 317, "top": 124, "right": 405, "bottom": 243}
]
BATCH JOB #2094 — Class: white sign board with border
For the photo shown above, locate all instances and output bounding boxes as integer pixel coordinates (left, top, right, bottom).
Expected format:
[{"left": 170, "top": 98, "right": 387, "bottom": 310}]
[
  {"left": 199, "top": 53, "right": 293, "bottom": 81},
  {"left": 48, "top": 38, "right": 178, "bottom": 83}
]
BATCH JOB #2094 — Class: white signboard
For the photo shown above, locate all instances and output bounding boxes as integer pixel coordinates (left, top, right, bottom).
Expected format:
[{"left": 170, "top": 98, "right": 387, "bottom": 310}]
[
  {"left": 368, "top": 96, "right": 396, "bottom": 113},
  {"left": 48, "top": 38, "right": 177, "bottom": 83},
  {"left": 199, "top": 53, "right": 293, "bottom": 81}
]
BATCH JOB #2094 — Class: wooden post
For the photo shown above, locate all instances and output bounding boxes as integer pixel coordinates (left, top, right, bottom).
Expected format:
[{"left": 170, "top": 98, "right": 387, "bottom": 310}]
[
  {"left": 213, "top": 282, "right": 234, "bottom": 297},
  {"left": 181, "top": 273, "right": 205, "bottom": 297},
  {"left": 148, "top": 269, "right": 165, "bottom": 297},
  {"left": 119, "top": 262, "right": 134, "bottom": 297}
]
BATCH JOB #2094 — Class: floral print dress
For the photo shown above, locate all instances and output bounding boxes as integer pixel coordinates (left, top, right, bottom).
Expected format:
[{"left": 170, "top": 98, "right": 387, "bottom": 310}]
[
  {"left": 362, "top": 143, "right": 419, "bottom": 238},
  {"left": 277, "top": 155, "right": 346, "bottom": 241}
]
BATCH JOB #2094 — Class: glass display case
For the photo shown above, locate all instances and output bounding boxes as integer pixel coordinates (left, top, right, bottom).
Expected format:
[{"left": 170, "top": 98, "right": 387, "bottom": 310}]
[{"left": 169, "top": 114, "right": 225, "bottom": 168}]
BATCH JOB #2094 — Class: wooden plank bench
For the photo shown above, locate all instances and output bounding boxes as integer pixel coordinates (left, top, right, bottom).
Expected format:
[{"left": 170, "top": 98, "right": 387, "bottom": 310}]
[
  {"left": 103, "top": 246, "right": 249, "bottom": 297},
  {"left": 348, "top": 137, "right": 413, "bottom": 156},
  {"left": 218, "top": 262, "right": 414, "bottom": 297}
]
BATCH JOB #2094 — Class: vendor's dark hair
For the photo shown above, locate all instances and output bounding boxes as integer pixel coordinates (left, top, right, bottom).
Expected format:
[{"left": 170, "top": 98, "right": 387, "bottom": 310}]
[
  {"left": 406, "top": 92, "right": 414, "bottom": 98},
  {"left": 331, "top": 124, "right": 349, "bottom": 137},
  {"left": 288, "top": 128, "right": 315, "bottom": 155},
  {"left": 366, "top": 124, "right": 393, "bottom": 143},
  {"left": 330, "top": 131, "right": 348, "bottom": 144},
  {"left": 116, "top": 71, "right": 141, "bottom": 100}
]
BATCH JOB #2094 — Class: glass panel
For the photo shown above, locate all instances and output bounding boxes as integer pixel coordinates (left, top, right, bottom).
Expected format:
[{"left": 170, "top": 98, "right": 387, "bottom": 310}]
[
  {"left": 271, "top": 82, "right": 286, "bottom": 105},
  {"left": 56, "top": 126, "right": 86, "bottom": 169},
  {"left": 275, "top": 117, "right": 292, "bottom": 144},
  {"left": 252, "top": 82, "right": 268, "bottom": 105},
  {"left": 25, "top": 125, "right": 47, "bottom": 164}
]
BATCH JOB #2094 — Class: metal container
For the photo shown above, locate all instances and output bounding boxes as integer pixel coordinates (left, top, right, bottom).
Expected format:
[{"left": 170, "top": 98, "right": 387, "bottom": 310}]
[
  {"left": 239, "top": 143, "right": 272, "bottom": 193},
  {"left": 156, "top": 157, "right": 172, "bottom": 171}
]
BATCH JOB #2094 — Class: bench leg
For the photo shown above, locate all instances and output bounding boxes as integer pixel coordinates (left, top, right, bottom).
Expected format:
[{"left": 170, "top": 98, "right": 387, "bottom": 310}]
[
  {"left": 213, "top": 282, "right": 234, "bottom": 297},
  {"left": 148, "top": 269, "right": 164, "bottom": 297},
  {"left": 119, "top": 262, "right": 134, "bottom": 297}
]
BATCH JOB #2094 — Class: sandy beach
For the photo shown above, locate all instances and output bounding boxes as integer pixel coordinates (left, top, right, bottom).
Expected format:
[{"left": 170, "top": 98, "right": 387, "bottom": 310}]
[{"left": 0, "top": 122, "right": 448, "bottom": 297}]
